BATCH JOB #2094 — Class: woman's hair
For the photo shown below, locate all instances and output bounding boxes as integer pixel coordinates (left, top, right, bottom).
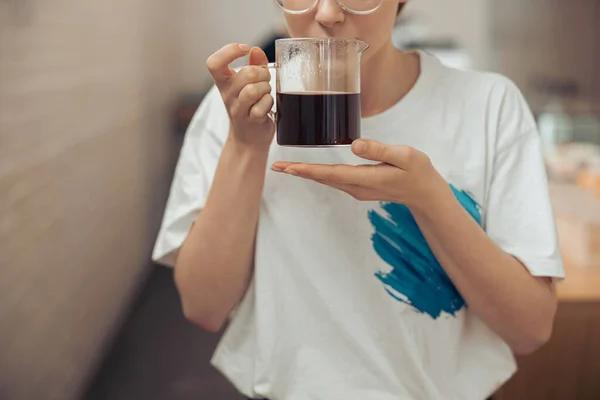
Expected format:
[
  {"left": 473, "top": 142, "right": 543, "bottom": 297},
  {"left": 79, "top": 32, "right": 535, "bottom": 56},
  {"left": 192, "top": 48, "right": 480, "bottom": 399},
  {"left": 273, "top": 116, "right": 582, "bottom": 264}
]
[{"left": 397, "top": 3, "right": 405, "bottom": 15}]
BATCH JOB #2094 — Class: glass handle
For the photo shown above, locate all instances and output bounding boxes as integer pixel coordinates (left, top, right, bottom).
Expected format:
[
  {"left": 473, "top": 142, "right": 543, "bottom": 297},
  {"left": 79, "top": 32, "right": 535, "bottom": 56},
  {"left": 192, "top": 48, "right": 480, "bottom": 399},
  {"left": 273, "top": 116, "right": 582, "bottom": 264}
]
[
  {"left": 254, "top": 63, "right": 276, "bottom": 122},
  {"left": 265, "top": 63, "right": 276, "bottom": 123}
]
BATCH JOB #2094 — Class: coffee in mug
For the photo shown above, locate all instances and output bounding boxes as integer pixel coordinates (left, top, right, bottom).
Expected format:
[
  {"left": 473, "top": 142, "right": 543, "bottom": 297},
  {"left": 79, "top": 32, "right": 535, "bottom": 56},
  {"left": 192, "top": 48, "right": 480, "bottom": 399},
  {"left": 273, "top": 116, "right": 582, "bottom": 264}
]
[
  {"left": 268, "top": 38, "right": 369, "bottom": 147},
  {"left": 276, "top": 92, "right": 361, "bottom": 146}
]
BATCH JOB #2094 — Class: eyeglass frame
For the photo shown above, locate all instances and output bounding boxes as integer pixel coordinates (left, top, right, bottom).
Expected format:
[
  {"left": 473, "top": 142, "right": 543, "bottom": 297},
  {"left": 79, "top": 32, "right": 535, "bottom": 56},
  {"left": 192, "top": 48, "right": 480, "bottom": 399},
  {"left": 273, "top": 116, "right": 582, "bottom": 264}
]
[{"left": 273, "top": 0, "right": 385, "bottom": 16}]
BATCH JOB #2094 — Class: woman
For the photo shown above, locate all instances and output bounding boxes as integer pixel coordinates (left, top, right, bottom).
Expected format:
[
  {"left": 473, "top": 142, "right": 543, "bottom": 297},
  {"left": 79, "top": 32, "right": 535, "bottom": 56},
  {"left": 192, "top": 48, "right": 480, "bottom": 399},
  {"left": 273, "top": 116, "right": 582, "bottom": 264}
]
[{"left": 153, "top": 1, "right": 565, "bottom": 399}]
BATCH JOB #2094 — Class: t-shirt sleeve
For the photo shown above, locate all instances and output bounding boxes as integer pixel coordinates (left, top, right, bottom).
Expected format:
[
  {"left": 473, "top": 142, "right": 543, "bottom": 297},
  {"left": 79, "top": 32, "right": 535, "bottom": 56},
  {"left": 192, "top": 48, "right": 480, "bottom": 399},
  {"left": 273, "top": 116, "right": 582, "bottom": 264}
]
[
  {"left": 152, "top": 85, "right": 229, "bottom": 267},
  {"left": 483, "top": 80, "right": 565, "bottom": 280}
]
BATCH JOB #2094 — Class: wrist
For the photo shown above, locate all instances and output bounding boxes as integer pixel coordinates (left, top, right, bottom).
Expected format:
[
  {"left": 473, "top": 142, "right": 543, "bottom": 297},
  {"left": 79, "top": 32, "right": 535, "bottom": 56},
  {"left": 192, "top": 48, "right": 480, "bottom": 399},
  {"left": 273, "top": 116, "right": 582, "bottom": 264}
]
[
  {"left": 226, "top": 134, "right": 271, "bottom": 160},
  {"left": 228, "top": 124, "right": 274, "bottom": 153},
  {"left": 408, "top": 178, "right": 456, "bottom": 218},
  {"left": 221, "top": 135, "right": 271, "bottom": 179}
]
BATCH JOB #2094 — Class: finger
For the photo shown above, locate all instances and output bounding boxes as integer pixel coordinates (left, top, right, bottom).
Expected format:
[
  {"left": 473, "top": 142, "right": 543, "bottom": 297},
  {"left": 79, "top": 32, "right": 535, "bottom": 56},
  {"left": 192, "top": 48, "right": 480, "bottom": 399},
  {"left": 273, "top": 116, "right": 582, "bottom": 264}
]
[
  {"left": 272, "top": 163, "right": 353, "bottom": 182},
  {"left": 273, "top": 162, "right": 401, "bottom": 188},
  {"left": 248, "top": 47, "right": 269, "bottom": 67},
  {"left": 279, "top": 163, "right": 374, "bottom": 185},
  {"left": 226, "top": 47, "right": 271, "bottom": 100},
  {"left": 229, "top": 67, "right": 271, "bottom": 99},
  {"left": 271, "top": 161, "right": 299, "bottom": 171},
  {"left": 250, "top": 93, "right": 275, "bottom": 121},
  {"left": 206, "top": 43, "right": 251, "bottom": 85},
  {"left": 351, "top": 139, "right": 410, "bottom": 169},
  {"left": 239, "top": 82, "right": 272, "bottom": 108}
]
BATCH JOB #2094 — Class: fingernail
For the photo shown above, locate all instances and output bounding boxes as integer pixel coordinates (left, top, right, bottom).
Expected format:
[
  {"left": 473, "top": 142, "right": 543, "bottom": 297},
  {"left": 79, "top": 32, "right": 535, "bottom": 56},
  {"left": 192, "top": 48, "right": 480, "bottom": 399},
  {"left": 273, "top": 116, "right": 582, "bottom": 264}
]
[
  {"left": 284, "top": 168, "right": 299, "bottom": 176},
  {"left": 239, "top": 44, "right": 251, "bottom": 52},
  {"left": 352, "top": 140, "right": 367, "bottom": 154},
  {"left": 271, "top": 165, "right": 284, "bottom": 173}
]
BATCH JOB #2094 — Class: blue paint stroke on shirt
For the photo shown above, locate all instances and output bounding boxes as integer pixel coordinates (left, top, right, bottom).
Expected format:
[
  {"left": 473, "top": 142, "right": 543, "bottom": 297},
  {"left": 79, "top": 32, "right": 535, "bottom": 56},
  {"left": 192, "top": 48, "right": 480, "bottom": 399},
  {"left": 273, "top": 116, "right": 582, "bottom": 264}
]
[{"left": 368, "top": 184, "right": 481, "bottom": 319}]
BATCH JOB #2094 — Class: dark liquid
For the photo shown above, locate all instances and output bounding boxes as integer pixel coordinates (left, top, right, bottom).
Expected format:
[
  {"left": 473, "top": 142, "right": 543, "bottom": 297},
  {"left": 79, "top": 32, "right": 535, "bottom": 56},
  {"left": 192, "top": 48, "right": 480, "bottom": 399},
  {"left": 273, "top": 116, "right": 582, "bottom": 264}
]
[{"left": 276, "top": 92, "right": 361, "bottom": 146}]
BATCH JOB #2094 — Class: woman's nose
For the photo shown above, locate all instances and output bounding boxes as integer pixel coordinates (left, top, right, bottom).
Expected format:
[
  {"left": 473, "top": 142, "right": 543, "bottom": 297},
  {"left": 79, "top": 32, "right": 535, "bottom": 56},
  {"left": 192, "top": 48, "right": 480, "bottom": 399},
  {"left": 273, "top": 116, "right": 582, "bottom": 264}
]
[{"left": 314, "top": 0, "right": 345, "bottom": 28}]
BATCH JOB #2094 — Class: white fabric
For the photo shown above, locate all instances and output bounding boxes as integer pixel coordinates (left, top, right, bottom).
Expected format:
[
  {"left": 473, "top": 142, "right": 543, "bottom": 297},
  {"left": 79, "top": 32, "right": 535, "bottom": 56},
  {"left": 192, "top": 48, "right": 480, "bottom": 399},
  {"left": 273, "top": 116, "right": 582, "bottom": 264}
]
[{"left": 153, "top": 51, "right": 565, "bottom": 400}]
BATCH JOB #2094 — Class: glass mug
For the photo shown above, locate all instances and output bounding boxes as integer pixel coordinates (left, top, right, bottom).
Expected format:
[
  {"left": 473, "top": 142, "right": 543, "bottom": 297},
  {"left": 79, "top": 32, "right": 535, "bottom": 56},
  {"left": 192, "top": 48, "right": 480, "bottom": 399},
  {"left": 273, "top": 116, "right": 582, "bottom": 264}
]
[{"left": 266, "top": 38, "right": 369, "bottom": 147}]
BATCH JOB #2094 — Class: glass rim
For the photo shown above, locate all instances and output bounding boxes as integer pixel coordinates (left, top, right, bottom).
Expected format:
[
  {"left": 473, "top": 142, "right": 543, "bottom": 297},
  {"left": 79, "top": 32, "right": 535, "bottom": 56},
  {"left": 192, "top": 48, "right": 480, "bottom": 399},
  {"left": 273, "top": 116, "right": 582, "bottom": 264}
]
[{"left": 274, "top": 37, "right": 368, "bottom": 46}]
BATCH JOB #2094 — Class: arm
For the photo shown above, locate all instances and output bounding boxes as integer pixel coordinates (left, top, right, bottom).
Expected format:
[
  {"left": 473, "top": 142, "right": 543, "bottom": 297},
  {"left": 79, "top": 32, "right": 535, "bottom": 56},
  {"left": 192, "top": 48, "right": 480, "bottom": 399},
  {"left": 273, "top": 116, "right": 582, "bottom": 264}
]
[
  {"left": 175, "top": 44, "right": 275, "bottom": 332},
  {"left": 273, "top": 139, "right": 560, "bottom": 354},
  {"left": 175, "top": 137, "right": 269, "bottom": 332},
  {"left": 411, "top": 184, "right": 557, "bottom": 355}
]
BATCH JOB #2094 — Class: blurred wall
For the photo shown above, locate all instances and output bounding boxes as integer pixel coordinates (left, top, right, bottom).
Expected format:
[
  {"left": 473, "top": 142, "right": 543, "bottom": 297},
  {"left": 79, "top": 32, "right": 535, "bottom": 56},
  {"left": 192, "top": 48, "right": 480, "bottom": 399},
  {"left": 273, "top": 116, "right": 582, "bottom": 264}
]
[
  {"left": 404, "top": 0, "right": 600, "bottom": 111},
  {"left": 179, "top": 0, "right": 282, "bottom": 88},
  {"left": 489, "top": 0, "right": 600, "bottom": 111},
  {"left": 404, "top": 0, "right": 492, "bottom": 70},
  {"left": 0, "top": 1, "right": 182, "bottom": 399}
]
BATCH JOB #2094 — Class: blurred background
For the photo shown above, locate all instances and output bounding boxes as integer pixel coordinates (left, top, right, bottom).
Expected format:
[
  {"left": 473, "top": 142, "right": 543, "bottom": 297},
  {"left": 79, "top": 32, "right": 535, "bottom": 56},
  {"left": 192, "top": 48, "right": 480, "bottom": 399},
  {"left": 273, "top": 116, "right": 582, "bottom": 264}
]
[{"left": 1, "top": 0, "right": 599, "bottom": 399}]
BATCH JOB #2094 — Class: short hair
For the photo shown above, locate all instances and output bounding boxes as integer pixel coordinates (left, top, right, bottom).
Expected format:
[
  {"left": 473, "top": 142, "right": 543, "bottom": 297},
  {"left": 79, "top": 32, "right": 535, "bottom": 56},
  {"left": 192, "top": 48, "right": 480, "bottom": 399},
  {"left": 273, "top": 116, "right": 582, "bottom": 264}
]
[{"left": 397, "top": 3, "right": 405, "bottom": 15}]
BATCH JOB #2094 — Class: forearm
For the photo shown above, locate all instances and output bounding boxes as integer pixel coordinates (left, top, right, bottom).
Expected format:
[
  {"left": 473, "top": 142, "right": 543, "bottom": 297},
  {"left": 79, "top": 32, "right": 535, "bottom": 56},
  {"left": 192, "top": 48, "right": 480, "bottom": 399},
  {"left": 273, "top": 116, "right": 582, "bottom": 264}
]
[
  {"left": 411, "top": 187, "right": 557, "bottom": 354},
  {"left": 175, "top": 134, "right": 269, "bottom": 331}
]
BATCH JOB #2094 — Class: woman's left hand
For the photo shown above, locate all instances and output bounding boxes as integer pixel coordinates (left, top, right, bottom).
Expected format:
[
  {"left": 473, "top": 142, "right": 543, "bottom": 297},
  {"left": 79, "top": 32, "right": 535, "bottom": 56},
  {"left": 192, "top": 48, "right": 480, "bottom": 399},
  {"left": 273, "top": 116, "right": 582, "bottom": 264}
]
[{"left": 271, "top": 139, "right": 452, "bottom": 212}]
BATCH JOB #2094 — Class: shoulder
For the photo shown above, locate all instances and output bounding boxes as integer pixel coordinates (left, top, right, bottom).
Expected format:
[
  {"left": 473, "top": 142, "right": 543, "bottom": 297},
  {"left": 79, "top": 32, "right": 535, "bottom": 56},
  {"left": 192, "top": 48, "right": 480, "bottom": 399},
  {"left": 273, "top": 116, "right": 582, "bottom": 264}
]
[
  {"left": 423, "top": 53, "right": 538, "bottom": 148},
  {"left": 426, "top": 54, "right": 528, "bottom": 112}
]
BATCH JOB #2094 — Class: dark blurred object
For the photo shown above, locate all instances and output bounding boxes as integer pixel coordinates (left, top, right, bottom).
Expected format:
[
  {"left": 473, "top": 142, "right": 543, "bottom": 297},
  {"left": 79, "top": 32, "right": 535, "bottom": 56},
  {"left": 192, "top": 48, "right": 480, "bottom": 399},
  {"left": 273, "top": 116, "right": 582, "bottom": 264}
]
[
  {"left": 530, "top": 75, "right": 581, "bottom": 100},
  {"left": 84, "top": 265, "right": 242, "bottom": 400},
  {"left": 530, "top": 75, "right": 600, "bottom": 151},
  {"left": 261, "top": 32, "right": 287, "bottom": 63},
  {"left": 173, "top": 93, "right": 207, "bottom": 135},
  {"left": 402, "top": 38, "right": 459, "bottom": 51}
]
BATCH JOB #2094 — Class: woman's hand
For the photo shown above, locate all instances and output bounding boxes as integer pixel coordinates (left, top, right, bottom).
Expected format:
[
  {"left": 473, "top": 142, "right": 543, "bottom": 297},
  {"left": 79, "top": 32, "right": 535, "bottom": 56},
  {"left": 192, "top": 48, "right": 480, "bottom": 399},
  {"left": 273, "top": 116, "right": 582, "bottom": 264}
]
[
  {"left": 271, "top": 139, "right": 452, "bottom": 211},
  {"left": 206, "top": 44, "right": 275, "bottom": 148}
]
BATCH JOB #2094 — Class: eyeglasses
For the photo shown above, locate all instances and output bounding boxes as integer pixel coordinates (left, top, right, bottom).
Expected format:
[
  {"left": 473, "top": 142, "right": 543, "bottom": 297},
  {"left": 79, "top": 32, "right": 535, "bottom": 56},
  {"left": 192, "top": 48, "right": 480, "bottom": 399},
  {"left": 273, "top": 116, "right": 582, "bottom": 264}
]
[{"left": 274, "top": 0, "right": 384, "bottom": 15}]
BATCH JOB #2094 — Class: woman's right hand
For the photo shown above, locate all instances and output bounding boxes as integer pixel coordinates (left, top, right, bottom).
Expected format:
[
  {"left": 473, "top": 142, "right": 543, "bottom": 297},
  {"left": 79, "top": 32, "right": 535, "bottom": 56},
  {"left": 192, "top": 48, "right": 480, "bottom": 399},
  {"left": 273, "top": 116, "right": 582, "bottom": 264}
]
[{"left": 206, "top": 44, "right": 275, "bottom": 148}]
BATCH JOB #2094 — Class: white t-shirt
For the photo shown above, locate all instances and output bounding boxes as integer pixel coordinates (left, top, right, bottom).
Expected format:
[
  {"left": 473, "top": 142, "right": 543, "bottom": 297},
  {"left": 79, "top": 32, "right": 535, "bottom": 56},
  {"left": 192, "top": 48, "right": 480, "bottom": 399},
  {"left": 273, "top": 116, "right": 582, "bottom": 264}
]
[{"left": 153, "top": 51, "right": 565, "bottom": 400}]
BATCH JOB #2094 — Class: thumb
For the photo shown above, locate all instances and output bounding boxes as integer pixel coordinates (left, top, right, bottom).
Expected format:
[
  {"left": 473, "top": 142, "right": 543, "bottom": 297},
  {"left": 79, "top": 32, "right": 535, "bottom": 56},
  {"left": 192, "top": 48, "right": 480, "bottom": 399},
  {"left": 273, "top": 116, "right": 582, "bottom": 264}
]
[
  {"left": 351, "top": 139, "right": 409, "bottom": 169},
  {"left": 248, "top": 47, "right": 269, "bottom": 67}
]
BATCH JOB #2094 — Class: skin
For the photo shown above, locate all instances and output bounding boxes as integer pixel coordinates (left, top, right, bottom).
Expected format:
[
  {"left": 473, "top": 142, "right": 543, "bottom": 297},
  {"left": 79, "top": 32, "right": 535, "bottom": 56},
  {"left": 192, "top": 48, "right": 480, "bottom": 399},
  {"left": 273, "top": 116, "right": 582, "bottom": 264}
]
[{"left": 175, "top": 0, "right": 557, "bottom": 355}]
